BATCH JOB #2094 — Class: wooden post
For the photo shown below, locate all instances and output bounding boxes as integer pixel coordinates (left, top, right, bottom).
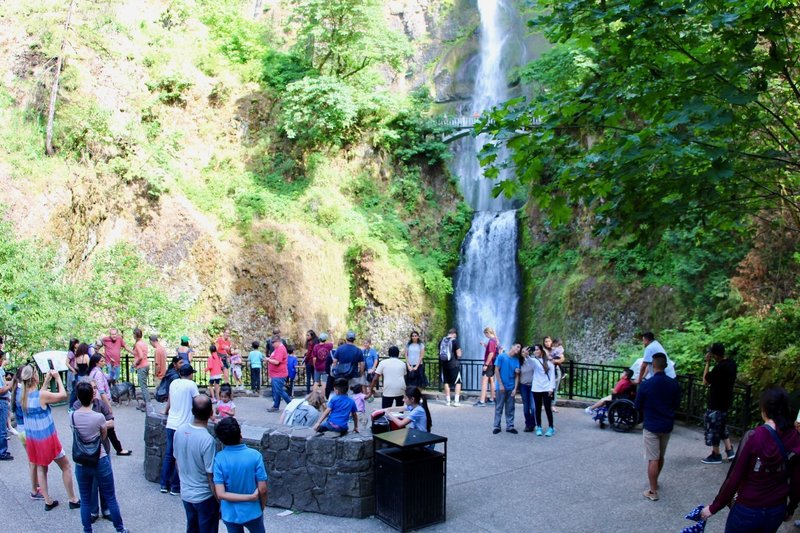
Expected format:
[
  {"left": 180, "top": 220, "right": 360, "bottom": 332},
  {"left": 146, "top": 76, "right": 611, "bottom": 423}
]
[{"left": 45, "top": 0, "right": 76, "bottom": 156}]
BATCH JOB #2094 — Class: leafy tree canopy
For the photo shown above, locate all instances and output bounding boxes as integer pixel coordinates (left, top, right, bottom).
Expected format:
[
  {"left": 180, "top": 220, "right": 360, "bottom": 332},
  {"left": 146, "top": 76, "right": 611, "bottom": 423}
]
[
  {"left": 486, "top": 0, "right": 800, "bottom": 245},
  {"left": 289, "top": 0, "right": 412, "bottom": 81}
]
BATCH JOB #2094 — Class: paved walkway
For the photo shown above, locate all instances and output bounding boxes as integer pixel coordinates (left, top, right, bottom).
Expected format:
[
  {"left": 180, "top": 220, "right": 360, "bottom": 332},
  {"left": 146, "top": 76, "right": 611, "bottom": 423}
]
[{"left": 0, "top": 394, "right": 795, "bottom": 532}]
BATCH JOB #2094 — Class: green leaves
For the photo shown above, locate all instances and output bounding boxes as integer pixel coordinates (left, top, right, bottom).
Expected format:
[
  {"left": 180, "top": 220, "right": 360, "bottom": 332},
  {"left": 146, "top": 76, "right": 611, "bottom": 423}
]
[{"left": 482, "top": 0, "right": 800, "bottom": 246}]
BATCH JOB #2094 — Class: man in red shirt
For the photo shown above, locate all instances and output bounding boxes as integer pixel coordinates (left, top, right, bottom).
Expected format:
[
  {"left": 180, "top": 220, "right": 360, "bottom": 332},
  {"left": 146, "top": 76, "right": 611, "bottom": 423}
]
[
  {"left": 133, "top": 328, "right": 150, "bottom": 410},
  {"left": 266, "top": 337, "right": 292, "bottom": 413},
  {"left": 215, "top": 329, "right": 232, "bottom": 384},
  {"left": 102, "top": 327, "right": 134, "bottom": 384},
  {"left": 585, "top": 369, "right": 635, "bottom": 413}
]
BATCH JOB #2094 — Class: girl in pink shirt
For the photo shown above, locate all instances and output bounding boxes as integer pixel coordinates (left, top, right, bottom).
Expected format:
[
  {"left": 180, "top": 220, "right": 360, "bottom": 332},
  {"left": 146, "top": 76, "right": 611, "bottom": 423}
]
[{"left": 207, "top": 345, "right": 223, "bottom": 403}]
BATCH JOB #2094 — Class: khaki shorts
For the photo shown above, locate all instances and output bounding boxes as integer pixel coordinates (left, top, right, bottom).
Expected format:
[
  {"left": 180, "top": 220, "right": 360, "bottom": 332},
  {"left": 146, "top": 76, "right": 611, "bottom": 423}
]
[{"left": 643, "top": 429, "right": 671, "bottom": 461}]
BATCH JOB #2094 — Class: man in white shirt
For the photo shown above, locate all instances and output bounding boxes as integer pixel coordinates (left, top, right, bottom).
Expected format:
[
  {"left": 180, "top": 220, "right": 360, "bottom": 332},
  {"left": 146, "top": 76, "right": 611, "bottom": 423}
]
[
  {"left": 161, "top": 364, "right": 199, "bottom": 495},
  {"left": 636, "top": 332, "right": 670, "bottom": 384},
  {"left": 369, "top": 346, "right": 407, "bottom": 409}
]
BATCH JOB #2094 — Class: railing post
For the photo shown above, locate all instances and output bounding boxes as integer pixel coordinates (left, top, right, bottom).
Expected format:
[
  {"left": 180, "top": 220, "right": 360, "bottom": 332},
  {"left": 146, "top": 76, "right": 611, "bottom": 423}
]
[
  {"left": 568, "top": 360, "right": 575, "bottom": 400},
  {"left": 124, "top": 354, "right": 130, "bottom": 383},
  {"left": 686, "top": 374, "right": 695, "bottom": 423}
]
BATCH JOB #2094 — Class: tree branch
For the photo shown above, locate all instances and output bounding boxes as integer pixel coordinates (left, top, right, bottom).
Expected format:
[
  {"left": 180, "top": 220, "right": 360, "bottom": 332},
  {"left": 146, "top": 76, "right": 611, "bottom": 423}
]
[{"left": 45, "top": 0, "right": 76, "bottom": 156}]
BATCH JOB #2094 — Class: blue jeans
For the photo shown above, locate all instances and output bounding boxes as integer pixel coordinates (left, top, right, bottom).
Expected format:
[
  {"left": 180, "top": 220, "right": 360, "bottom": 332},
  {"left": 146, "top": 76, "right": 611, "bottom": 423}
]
[
  {"left": 493, "top": 388, "right": 516, "bottom": 430},
  {"left": 270, "top": 377, "right": 292, "bottom": 409},
  {"left": 223, "top": 515, "right": 265, "bottom": 533},
  {"left": 305, "top": 363, "right": 314, "bottom": 394},
  {"left": 75, "top": 455, "right": 125, "bottom": 533},
  {"left": 108, "top": 365, "right": 121, "bottom": 383},
  {"left": 160, "top": 428, "right": 180, "bottom": 492},
  {"left": 519, "top": 384, "right": 534, "bottom": 430},
  {"left": 183, "top": 495, "right": 220, "bottom": 533},
  {"left": 0, "top": 399, "right": 8, "bottom": 455},
  {"left": 724, "top": 503, "right": 785, "bottom": 533},
  {"left": 90, "top": 472, "right": 108, "bottom": 516}
]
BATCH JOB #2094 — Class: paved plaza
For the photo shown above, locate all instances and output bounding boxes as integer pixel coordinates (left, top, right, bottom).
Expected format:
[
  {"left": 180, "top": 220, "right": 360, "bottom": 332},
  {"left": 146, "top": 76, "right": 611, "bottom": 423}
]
[{"left": 0, "top": 394, "right": 796, "bottom": 532}]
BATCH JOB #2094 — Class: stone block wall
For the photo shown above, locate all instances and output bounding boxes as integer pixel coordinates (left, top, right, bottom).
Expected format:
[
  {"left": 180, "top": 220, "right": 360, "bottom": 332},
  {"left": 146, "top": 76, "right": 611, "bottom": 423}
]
[{"left": 143, "top": 413, "right": 374, "bottom": 518}]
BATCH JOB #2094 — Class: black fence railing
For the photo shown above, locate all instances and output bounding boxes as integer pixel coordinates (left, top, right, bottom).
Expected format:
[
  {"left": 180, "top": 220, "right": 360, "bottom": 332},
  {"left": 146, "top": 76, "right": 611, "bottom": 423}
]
[
  {"left": 118, "top": 353, "right": 310, "bottom": 390},
  {"left": 424, "top": 359, "right": 755, "bottom": 433},
  {"left": 114, "top": 354, "right": 754, "bottom": 432}
]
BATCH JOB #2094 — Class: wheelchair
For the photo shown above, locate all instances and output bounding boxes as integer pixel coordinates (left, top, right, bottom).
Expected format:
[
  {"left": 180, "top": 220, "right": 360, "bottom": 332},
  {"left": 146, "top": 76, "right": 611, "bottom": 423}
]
[{"left": 592, "top": 386, "right": 642, "bottom": 433}]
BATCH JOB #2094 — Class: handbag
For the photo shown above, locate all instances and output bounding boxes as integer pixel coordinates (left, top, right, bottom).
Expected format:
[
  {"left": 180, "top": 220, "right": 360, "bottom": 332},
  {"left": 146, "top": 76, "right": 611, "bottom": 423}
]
[{"left": 71, "top": 412, "right": 102, "bottom": 467}]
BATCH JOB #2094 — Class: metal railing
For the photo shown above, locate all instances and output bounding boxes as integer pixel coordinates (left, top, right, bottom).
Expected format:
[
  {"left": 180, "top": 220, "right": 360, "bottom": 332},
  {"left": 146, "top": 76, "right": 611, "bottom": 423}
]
[
  {"left": 115, "top": 354, "right": 754, "bottom": 432},
  {"left": 424, "top": 359, "right": 754, "bottom": 433}
]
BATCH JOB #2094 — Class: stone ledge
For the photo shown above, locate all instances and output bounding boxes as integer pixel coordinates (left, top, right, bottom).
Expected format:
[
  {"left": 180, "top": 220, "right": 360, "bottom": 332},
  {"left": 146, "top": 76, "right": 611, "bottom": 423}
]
[{"left": 143, "top": 413, "right": 374, "bottom": 518}]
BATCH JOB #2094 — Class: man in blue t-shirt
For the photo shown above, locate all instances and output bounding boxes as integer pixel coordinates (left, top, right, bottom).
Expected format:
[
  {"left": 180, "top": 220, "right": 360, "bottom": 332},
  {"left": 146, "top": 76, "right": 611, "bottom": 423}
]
[
  {"left": 331, "top": 331, "right": 364, "bottom": 388},
  {"left": 362, "top": 338, "right": 378, "bottom": 385},
  {"left": 213, "top": 417, "right": 268, "bottom": 533},
  {"left": 634, "top": 353, "right": 681, "bottom": 502},
  {"left": 493, "top": 345, "right": 521, "bottom": 434},
  {"left": 312, "top": 379, "right": 359, "bottom": 435}
]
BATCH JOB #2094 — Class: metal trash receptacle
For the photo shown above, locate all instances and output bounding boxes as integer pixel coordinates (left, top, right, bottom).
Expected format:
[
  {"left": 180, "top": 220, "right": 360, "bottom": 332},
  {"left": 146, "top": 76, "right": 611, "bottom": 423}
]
[{"left": 373, "top": 428, "right": 447, "bottom": 531}]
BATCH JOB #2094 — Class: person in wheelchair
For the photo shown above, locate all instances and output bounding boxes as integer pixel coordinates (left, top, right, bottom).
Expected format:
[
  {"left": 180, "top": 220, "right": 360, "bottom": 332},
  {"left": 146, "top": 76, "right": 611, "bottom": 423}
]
[{"left": 585, "top": 369, "right": 635, "bottom": 415}]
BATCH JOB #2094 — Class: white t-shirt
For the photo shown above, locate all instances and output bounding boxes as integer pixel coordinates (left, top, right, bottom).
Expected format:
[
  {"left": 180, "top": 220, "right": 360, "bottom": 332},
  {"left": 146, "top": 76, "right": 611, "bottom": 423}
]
[
  {"left": 166, "top": 379, "right": 199, "bottom": 430},
  {"left": 376, "top": 357, "right": 407, "bottom": 397},
  {"left": 406, "top": 343, "right": 424, "bottom": 366}
]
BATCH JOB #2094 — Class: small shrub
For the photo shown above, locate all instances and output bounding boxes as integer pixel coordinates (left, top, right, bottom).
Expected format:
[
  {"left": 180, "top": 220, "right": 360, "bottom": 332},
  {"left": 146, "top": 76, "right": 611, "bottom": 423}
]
[
  {"left": 280, "top": 76, "right": 358, "bottom": 145},
  {"left": 146, "top": 75, "right": 193, "bottom": 107}
]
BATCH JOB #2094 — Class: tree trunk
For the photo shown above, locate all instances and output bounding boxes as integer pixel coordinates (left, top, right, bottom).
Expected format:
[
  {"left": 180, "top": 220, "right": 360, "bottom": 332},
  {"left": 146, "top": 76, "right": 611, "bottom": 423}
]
[
  {"left": 45, "top": 0, "right": 76, "bottom": 156},
  {"left": 252, "top": 0, "right": 263, "bottom": 20}
]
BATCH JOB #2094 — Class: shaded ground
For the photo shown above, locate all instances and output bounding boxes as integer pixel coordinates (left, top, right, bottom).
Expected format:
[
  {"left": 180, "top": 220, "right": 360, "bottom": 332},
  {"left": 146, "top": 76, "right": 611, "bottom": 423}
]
[{"left": 1, "top": 394, "right": 796, "bottom": 532}]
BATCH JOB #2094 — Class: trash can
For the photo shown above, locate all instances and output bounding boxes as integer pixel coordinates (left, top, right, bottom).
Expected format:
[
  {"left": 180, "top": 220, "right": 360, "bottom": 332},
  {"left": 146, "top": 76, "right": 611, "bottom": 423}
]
[{"left": 373, "top": 428, "right": 447, "bottom": 531}]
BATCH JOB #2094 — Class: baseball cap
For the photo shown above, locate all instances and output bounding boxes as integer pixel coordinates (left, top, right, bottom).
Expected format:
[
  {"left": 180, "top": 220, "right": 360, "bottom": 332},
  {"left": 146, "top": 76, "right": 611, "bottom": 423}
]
[
  {"left": 179, "top": 364, "right": 196, "bottom": 376},
  {"left": 319, "top": 333, "right": 328, "bottom": 341},
  {"left": 181, "top": 335, "right": 190, "bottom": 344},
  {"left": 346, "top": 330, "right": 356, "bottom": 341}
]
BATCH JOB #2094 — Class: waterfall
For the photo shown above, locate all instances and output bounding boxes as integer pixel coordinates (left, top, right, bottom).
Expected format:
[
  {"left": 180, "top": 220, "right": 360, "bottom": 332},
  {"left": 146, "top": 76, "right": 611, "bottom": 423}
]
[{"left": 452, "top": 0, "right": 524, "bottom": 367}]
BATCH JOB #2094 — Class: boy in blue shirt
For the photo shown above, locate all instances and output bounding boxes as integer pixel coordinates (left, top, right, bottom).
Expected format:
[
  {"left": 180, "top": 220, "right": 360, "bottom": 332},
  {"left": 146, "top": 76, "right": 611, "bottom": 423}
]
[
  {"left": 248, "top": 342, "right": 264, "bottom": 393},
  {"left": 493, "top": 344, "right": 521, "bottom": 434},
  {"left": 213, "top": 417, "right": 268, "bottom": 533},
  {"left": 312, "top": 379, "right": 359, "bottom": 436},
  {"left": 286, "top": 346, "right": 298, "bottom": 397}
]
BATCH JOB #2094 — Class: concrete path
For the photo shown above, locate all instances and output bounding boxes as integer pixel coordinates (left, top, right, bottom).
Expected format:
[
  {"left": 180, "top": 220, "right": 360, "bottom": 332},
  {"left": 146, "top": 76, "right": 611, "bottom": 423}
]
[{"left": 0, "top": 394, "right": 796, "bottom": 532}]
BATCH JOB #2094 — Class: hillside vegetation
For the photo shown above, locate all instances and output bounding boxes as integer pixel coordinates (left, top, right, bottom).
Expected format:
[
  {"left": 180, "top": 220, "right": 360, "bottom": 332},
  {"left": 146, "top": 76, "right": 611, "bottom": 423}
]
[{"left": 0, "top": 0, "right": 473, "bottom": 357}]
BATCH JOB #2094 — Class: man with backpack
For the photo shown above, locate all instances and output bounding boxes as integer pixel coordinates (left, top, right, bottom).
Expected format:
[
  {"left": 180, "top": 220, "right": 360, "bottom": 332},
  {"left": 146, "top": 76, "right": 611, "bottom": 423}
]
[
  {"left": 331, "top": 331, "right": 364, "bottom": 389},
  {"left": 439, "top": 328, "right": 463, "bottom": 407}
]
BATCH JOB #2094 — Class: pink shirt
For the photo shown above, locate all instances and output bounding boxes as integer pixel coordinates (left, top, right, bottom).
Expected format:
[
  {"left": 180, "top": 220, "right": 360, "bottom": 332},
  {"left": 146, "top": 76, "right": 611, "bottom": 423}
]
[
  {"left": 268, "top": 344, "right": 289, "bottom": 378},
  {"left": 102, "top": 336, "right": 126, "bottom": 366},
  {"left": 207, "top": 353, "right": 223, "bottom": 376}
]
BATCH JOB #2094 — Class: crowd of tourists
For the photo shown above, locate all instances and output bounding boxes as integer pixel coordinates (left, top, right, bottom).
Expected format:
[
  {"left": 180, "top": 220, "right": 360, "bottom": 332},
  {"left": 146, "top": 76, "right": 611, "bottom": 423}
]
[{"left": 3, "top": 325, "right": 800, "bottom": 533}]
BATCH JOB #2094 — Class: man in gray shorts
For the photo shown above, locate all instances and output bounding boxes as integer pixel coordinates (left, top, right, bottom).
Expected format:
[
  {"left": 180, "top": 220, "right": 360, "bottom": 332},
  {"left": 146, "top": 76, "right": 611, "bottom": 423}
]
[{"left": 633, "top": 353, "right": 681, "bottom": 502}]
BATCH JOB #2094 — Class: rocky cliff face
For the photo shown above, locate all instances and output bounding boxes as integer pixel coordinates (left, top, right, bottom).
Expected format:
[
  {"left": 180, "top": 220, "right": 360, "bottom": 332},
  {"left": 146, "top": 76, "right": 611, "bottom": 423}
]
[{"left": 0, "top": 0, "right": 471, "bottom": 351}]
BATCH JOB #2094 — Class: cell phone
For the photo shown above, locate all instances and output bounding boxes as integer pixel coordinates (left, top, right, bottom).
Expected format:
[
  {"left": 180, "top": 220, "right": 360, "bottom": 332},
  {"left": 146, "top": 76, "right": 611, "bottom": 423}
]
[{"left": 47, "top": 359, "right": 54, "bottom": 370}]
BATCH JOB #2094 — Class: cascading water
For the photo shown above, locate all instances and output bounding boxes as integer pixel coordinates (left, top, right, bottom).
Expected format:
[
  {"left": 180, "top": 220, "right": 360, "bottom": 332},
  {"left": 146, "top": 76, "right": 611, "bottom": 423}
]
[{"left": 453, "top": 0, "right": 525, "bottom": 371}]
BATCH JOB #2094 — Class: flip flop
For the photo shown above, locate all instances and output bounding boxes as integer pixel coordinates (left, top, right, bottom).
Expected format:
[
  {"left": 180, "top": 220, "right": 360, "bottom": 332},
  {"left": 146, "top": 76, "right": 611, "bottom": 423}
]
[{"left": 643, "top": 489, "right": 659, "bottom": 501}]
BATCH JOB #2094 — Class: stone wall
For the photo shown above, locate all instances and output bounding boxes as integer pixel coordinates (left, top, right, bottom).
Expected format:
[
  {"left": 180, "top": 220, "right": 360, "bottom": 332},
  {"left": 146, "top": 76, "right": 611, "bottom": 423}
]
[{"left": 144, "top": 413, "right": 375, "bottom": 518}]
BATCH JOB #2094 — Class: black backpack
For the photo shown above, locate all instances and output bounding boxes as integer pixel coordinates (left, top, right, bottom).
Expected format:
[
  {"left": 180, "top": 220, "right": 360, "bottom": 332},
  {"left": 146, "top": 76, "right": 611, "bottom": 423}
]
[{"left": 439, "top": 337, "right": 454, "bottom": 362}]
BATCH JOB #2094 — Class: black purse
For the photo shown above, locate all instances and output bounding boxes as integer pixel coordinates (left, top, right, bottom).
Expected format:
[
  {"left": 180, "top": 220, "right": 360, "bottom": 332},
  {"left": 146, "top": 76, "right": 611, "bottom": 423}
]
[{"left": 71, "top": 412, "right": 101, "bottom": 467}]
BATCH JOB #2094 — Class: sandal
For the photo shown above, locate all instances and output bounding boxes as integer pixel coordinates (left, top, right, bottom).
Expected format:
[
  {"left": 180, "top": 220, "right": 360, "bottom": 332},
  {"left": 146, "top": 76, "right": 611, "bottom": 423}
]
[{"left": 643, "top": 489, "right": 659, "bottom": 501}]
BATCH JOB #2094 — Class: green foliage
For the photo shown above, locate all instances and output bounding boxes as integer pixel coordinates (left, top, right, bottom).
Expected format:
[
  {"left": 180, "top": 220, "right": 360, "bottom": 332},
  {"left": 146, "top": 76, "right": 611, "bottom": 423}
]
[
  {"left": 146, "top": 75, "right": 193, "bottom": 106},
  {"left": 289, "top": 0, "right": 411, "bottom": 80},
  {"left": 261, "top": 51, "right": 315, "bottom": 93},
  {"left": 280, "top": 76, "right": 359, "bottom": 145},
  {"left": 376, "top": 108, "right": 451, "bottom": 166},
  {"left": 53, "top": 101, "right": 114, "bottom": 161},
  {"left": 488, "top": 1, "right": 800, "bottom": 246},
  {"left": 197, "top": 0, "right": 269, "bottom": 64},
  {"left": 0, "top": 221, "right": 189, "bottom": 362}
]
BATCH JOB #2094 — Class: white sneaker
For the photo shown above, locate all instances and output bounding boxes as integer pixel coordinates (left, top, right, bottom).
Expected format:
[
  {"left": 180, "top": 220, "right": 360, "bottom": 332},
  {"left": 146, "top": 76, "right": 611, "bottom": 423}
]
[
  {"left": 445, "top": 399, "right": 451, "bottom": 406},
  {"left": 453, "top": 401, "right": 461, "bottom": 407},
  {"left": 584, "top": 407, "right": 594, "bottom": 415}
]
